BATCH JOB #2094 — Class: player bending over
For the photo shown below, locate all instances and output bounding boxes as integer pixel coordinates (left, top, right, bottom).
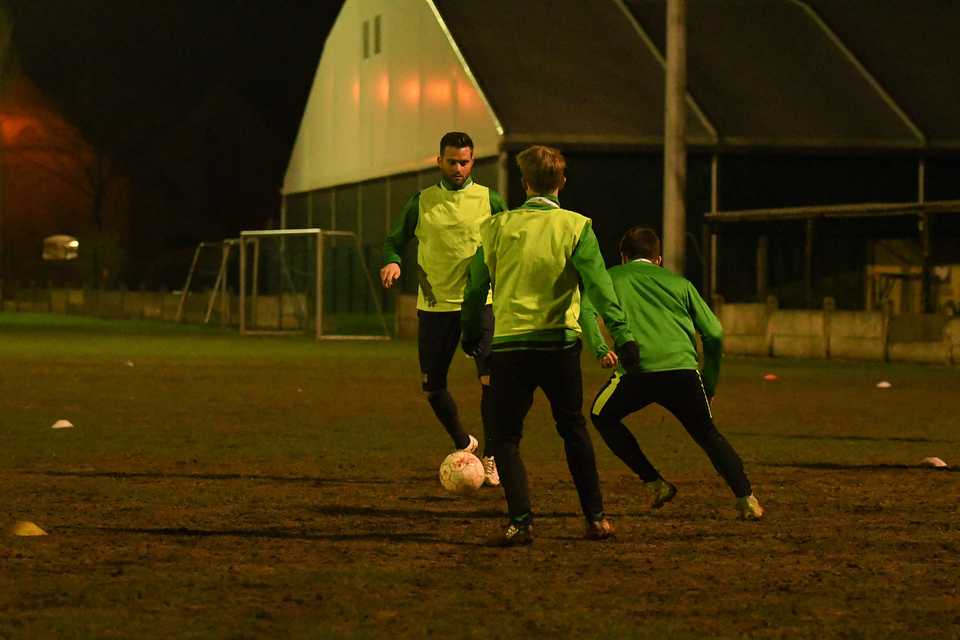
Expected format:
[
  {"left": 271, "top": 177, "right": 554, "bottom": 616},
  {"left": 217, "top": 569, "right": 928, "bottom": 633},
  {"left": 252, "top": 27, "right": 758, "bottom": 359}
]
[
  {"left": 380, "top": 132, "right": 504, "bottom": 486},
  {"left": 462, "top": 145, "right": 640, "bottom": 546},
  {"left": 581, "top": 226, "right": 763, "bottom": 520}
]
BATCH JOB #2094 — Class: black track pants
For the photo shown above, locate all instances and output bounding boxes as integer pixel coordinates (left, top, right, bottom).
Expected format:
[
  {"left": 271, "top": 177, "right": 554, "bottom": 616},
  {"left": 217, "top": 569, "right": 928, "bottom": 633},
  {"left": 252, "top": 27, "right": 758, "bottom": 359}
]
[
  {"left": 488, "top": 342, "right": 604, "bottom": 522},
  {"left": 590, "top": 368, "right": 752, "bottom": 498}
]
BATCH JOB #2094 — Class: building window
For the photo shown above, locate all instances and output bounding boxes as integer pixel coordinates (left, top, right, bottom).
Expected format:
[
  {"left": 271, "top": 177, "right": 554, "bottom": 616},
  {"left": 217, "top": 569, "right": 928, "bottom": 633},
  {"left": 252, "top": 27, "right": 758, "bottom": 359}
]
[{"left": 374, "top": 15, "right": 381, "bottom": 54}]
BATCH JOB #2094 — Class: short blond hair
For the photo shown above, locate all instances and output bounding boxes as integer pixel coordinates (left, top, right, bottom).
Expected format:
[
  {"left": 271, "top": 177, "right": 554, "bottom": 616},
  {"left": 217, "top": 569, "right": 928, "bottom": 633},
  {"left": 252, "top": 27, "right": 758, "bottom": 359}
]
[{"left": 516, "top": 145, "right": 566, "bottom": 194}]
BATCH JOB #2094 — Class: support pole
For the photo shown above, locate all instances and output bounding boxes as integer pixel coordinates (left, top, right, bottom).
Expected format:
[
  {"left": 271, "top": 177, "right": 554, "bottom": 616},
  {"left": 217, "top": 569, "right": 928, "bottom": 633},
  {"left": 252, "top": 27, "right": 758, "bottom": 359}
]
[
  {"left": 710, "top": 232, "right": 718, "bottom": 300},
  {"left": 663, "top": 0, "right": 687, "bottom": 275},
  {"left": 176, "top": 241, "right": 212, "bottom": 323},
  {"left": 757, "top": 235, "right": 769, "bottom": 300},
  {"left": 710, "top": 155, "right": 718, "bottom": 213},
  {"left": 705, "top": 155, "right": 718, "bottom": 300},
  {"left": 204, "top": 243, "right": 230, "bottom": 324},
  {"left": 251, "top": 238, "right": 260, "bottom": 328},
  {"left": 920, "top": 213, "right": 933, "bottom": 313},
  {"left": 701, "top": 222, "right": 711, "bottom": 299},
  {"left": 239, "top": 239, "right": 247, "bottom": 335},
  {"left": 918, "top": 158, "right": 933, "bottom": 313},
  {"left": 804, "top": 219, "right": 814, "bottom": 309},
  {"left": 316, "top": 231, "right": 325, "bottom": 338},
  {"left": 221, "top": 242, "right": 231, "bottom": 324}
]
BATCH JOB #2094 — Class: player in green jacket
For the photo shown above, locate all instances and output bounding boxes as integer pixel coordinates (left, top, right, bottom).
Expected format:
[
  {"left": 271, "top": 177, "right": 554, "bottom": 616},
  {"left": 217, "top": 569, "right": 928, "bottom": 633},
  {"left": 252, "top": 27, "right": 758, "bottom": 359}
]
[
  {"left": 380, "top": 132, "right": 506, "bottom": 486},
  {"left": 462, "top": 145, "right": 640, "bottom": 546},
  {"left": 581, "top": 226, "right": 763, "bottom": 520}
]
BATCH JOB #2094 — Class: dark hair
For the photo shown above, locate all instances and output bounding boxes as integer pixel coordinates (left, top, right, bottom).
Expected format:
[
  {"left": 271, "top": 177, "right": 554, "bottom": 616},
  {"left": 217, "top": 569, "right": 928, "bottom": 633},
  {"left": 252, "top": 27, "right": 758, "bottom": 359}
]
[
  {"left": 619, "top": 226, "right": 661, "bottom": 261},
  {"left": 515, "top": 145, "right": 566, "bottom": 194},
  {"left": 439, "top": 131, "right": 474, "bottom": 155}
]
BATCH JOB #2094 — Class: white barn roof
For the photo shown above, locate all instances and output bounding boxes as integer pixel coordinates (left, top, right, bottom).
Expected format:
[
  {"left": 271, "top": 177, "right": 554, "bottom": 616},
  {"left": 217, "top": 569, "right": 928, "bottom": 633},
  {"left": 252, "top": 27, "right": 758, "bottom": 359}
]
[{"left": 283, "top": 0, "right": 501, "bottom": 195}]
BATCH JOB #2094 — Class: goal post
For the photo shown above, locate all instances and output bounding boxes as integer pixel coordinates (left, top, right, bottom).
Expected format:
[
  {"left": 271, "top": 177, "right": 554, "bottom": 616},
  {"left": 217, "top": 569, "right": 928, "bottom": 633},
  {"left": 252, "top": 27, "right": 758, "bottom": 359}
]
[
  {"left": 238, "top": 228, "right": 390, "bottom": 340},
  {"left": 176, "top": 238, "right": 238, "bottom": 325}
]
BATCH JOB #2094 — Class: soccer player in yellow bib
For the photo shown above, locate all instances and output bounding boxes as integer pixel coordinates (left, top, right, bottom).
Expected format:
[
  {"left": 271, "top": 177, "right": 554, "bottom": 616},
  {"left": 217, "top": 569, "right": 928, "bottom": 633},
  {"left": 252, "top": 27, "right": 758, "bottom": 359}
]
[
  {"left": 380, "top": 132, "right": 505, "bottom": 486},
  {"left": 581, "top": 227, "right": 763, "bottom": 521},
  {"left": 461, "top": 145, "right": 640, "bottom": 546}
]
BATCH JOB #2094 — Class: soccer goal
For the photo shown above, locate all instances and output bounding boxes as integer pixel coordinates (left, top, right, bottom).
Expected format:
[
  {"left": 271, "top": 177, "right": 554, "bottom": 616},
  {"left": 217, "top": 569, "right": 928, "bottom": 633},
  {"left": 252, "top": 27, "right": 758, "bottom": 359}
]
[
  {"left": 176, "top": 238, "right": 239, "bottom": 325},
  {"left": 237, "top": 228, "right": 390, "bottom": 340}
]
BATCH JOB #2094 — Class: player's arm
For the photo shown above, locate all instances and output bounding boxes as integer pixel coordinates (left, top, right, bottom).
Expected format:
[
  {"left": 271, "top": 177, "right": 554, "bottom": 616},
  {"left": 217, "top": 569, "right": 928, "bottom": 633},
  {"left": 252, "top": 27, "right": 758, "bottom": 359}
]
[
  {"left": 688, "top": 284, "right": 723, "bottom": 397},
  {"left": 571, "top": 223, "right": 638, "bottom": 366},
  {"left": 460, "top": 247, "right": 491, "bottom": 354},
  {"left": 489, "top": 189, "right": 508, "bottom": 215},
  {"left": 579, "top": 291, "right": 612, "bottom": 360},
  {"left": 380, "top": 193, "right": 420, "bottom": 288}
]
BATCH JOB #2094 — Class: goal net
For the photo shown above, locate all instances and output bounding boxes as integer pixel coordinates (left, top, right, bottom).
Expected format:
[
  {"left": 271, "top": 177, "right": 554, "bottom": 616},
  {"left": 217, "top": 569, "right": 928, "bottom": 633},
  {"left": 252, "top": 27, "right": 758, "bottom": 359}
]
[{"left": 238, "top": 229, "right": 390, "bottom": 340}]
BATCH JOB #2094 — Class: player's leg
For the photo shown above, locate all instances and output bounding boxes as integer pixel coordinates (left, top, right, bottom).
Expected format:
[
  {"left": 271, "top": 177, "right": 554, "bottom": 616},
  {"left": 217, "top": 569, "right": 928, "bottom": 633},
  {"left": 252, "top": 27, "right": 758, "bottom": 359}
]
[
  {"left": 418, "top": 310, "right": 474, "bottom": 451},
  {"left": 486, "top": 349, "right": 537, "bottom": 545},
  {"left": 538, "top": 342, "right": 612, "bottom": 539},
  {"left": 590, "top": 371, "right": 659, "bottom": 481},
  {"left": 590, "top": 371, "right": 677, "bottom": 509},
  {"left": 658, "top": 370, "right": 762, "bottom": 519},
  {"left": 473, "top": 304, "right": 500, "bottom": 485}
]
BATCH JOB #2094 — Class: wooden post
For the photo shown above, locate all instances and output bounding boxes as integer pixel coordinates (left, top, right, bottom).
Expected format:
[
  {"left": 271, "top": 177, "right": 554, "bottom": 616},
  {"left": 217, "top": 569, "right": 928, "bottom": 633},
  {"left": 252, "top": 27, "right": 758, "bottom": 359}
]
[{"left": 663, "top": 0, "right": 687, "bottom": 275}]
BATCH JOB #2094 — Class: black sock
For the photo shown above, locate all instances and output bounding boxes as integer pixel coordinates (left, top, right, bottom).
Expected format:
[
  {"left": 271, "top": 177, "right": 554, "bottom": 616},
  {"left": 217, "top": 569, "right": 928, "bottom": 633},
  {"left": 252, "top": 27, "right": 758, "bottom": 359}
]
[{"left": 427, "top": 389, "right": 469, "bottom": 449}]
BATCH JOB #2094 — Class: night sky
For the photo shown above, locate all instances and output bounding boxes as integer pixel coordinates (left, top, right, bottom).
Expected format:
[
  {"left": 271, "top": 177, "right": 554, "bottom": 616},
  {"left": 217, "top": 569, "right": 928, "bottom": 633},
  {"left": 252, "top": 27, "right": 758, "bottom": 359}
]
[{"left": 4, "top": 1, "right": 343, "bottom": 287}]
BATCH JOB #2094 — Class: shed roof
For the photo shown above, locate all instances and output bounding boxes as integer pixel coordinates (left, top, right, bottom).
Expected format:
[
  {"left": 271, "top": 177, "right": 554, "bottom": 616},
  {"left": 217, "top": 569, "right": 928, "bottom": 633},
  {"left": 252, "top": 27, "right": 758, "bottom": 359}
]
[{"left": 436, "top": 0, "right": 959, "bottom": 151}]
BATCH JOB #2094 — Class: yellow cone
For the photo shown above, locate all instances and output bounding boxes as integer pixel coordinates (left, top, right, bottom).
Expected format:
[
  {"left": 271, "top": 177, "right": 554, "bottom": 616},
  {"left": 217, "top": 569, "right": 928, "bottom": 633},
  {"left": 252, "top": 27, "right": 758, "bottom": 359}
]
[{"left": 8, "top": 521, "right": 47, "bottom": 536}]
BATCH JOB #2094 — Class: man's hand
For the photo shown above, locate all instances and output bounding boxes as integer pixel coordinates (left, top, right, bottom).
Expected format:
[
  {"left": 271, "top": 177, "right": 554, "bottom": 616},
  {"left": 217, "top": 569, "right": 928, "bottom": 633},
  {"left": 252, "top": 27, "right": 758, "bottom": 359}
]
[
  {"left": 461, "top": 337, "right": 482, "bottom": 358},
  {"left": 615, "top": 341, "right": 640, "bottom": 371},
  {"left": 599, "top": 351, "right": 618, "bottom": 369},
  {"left": 380, "top": 263, "right": 401, "bottom": 289}
]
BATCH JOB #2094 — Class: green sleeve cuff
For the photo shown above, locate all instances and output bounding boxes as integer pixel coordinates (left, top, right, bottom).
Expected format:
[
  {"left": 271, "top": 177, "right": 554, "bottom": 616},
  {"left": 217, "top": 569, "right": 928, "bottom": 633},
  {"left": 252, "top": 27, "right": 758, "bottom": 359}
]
[
  {"left": 579, "top": 292, "right": 610, "bottom": 358},
  {"left": 689, "top": 283, "right": 723, "bottom": 395}
]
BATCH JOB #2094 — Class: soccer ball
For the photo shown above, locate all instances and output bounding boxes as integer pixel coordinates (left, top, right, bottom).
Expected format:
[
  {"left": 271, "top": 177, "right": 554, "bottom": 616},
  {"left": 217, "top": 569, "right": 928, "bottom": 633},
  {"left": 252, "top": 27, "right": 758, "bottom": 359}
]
[{"left": 439, "top": 451, "right": 485, "bottom": 494}]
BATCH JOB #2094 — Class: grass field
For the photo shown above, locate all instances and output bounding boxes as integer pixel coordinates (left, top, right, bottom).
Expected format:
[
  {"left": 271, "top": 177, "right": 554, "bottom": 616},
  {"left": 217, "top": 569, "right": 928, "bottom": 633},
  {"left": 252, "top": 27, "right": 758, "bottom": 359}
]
[{"left": 1, "top": 312, "right": 959, "bottom": 639}]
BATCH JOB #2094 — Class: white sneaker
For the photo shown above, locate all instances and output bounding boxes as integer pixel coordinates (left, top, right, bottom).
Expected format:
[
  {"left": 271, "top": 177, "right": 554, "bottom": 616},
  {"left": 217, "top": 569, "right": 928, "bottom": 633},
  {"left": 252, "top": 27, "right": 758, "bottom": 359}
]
[
  {"left": 482, "top": 456, "right": 500, "bottom": 486},
  {"left": 459, "top": 434, "right": 479, "bottom": 454}
]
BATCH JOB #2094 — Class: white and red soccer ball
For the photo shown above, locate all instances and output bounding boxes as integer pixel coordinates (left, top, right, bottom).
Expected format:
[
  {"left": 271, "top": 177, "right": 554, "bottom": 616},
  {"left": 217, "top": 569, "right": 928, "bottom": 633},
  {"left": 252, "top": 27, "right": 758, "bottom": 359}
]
[{"left": 439, "top": 451, "right": 485, "bottom": 494}]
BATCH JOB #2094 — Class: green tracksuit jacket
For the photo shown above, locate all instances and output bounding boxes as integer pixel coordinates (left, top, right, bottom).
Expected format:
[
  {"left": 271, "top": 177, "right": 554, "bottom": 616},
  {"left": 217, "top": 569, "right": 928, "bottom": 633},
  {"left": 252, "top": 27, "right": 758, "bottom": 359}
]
[{"left": 581, "top": 259, "right": 724, "bottom": 396}]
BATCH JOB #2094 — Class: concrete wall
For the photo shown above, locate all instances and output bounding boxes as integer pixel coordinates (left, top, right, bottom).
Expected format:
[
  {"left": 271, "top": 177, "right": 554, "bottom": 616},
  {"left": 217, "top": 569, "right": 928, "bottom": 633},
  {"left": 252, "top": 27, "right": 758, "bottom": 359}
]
[
  {"left": 829, "top": 310, "right": 886, "bottom": 360},
  {"left": 769, "top": 309, "right": 827, "bottom": 359},
  {"left": 717, "top": 301, "right": 770, "bottom": 356},
  {"left": 8, "top": 289, "right": 960, "bottom": 365},
  {"left": 718, "top": 296, "right": 960, "bottom": 365},
  {"left": 5, "top": 289, "right": 185, "bottom": 321}
]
